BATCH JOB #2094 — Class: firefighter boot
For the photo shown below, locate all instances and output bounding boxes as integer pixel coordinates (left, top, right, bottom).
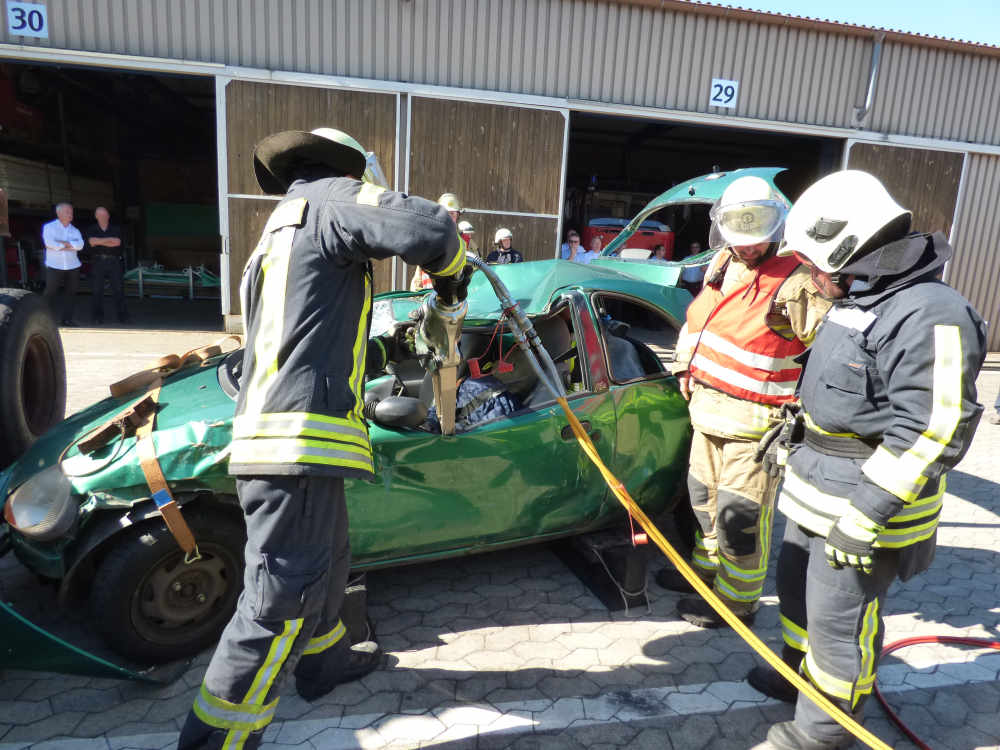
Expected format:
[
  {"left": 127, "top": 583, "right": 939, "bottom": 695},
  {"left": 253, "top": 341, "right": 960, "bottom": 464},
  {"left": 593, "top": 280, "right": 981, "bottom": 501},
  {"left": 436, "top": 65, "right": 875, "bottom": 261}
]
[
  {"left": 750, "top": 721, "right": 854, "bottom": 750},
  {"left": 747, "top": 645, "right": 804, "bottom": 703},
  {"left": 676, "top": 596, "right": 755, "bottom": 629},
  {"left": 295, "top": 638, "right": 382, "bottom": 702}
]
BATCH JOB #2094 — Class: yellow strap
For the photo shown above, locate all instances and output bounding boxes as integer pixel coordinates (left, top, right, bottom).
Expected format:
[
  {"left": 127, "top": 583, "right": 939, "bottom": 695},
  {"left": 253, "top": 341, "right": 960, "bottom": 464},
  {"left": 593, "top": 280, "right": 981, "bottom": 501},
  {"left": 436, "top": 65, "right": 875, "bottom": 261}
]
[{"left": 554, "top": 396, "right": 892, "bottom": 750}]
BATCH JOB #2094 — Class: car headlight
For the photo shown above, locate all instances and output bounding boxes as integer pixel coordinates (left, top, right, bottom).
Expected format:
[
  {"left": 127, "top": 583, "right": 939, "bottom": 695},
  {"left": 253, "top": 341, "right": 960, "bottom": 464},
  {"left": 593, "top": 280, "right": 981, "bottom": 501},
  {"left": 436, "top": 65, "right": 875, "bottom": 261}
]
[{"left": 2, "top": 465, "right": 77, "bottom": 541}]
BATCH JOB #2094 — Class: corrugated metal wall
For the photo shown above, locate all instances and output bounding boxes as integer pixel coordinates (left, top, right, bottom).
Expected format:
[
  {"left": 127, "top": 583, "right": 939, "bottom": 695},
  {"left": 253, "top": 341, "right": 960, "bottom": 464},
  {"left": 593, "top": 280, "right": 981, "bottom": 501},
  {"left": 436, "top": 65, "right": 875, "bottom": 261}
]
[
  {"left": 4, "top": 0, "right": 998, "bottom": 147},
  {"left": 948, "top": 154, "right": 1000, "bottom": 351}
]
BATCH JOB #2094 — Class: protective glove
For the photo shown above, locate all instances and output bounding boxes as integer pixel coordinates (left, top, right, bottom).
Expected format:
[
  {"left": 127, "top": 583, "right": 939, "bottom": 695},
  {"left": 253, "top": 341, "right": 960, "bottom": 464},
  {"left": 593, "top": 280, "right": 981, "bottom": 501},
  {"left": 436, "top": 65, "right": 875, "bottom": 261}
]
[
  {"left": 377, "top": 321, "right": 416, "bottom": 364},
  {"left": 824, "top": 509, "right": 883, "bottom": 575},
  {"left": 429, "top": 265, "right": 474, "bottom": 307}
]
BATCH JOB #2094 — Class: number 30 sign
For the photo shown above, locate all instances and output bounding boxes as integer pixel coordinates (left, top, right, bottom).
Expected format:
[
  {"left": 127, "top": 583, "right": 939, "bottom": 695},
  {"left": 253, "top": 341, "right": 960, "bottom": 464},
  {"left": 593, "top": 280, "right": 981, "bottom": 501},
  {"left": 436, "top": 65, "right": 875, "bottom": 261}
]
[
  {"left": 709, "top": 78, "right": 739, "bottom": 109},
  {"left": 7, "top": 1, "right": 49, "bottom": 38}
]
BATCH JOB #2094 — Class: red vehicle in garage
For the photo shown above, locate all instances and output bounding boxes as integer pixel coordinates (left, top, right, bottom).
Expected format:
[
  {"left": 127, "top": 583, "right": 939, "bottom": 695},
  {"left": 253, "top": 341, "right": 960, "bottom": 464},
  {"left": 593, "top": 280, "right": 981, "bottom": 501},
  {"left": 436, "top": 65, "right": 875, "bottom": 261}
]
[{"left": 583, "top": 217, "right": 674, "bottom": 258}]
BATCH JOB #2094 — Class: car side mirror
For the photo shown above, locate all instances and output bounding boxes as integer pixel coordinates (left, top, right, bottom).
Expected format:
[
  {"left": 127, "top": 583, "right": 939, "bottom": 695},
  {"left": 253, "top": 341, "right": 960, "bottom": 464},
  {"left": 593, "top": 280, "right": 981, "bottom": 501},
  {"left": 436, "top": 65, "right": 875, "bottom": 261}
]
[{"left": 364, "top": 396, "right": 428, "bottom": 429}]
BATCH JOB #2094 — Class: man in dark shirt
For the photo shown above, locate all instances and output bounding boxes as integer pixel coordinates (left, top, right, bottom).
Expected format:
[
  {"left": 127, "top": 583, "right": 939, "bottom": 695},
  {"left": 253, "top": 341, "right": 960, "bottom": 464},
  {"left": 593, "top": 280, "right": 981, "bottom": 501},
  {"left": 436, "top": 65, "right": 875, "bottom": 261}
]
[{"left": 86, "top": 206, "right": 128, "bottom": 324}]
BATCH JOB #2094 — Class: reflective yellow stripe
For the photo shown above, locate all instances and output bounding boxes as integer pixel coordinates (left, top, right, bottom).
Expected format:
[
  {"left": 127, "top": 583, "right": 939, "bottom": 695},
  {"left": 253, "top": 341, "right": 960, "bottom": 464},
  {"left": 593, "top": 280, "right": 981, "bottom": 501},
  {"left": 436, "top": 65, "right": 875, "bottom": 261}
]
[
  {"left": 778, "top": 466, "right": 942, "bottom": 547},
  {"left": 230, "top": 437, "right": 374, "bottom": 472},
  {"left": 192, "top": 685, "right": 278, "bottom": 732},
  {"left": 245, "top": 619, "right": 303, "bottom": 705},
  {"left": 855, "top": 599, "right": 880, "bottom": 706},
  {"left": 715, "top": 576, "right": 761, "bottom": 602},
  {"left": 262, "top": 197, "right": 307, "bottom": 234},
  {"left": 861, "top": 325, "right": 963, "bottom": 502},
  {"left": 781, "top": 615, "right": 808, "bottom": 652},
  {"left": 435, "top": 239, "right": 468, "bottom": 278},
  {"left": 803, "top": 650, "right": 855, "bottom": 701},
  {"left": 348, "top": 272, "right": 372, "bottom": 424},
  {"left": 244, "top": 226, "right": 295, "bottom": 416},
  {"left": 303, "top": 619, "right": 347, "bottom": 656},
  {"left": 803, "top": 412, "right": 862, "bottom": 439},
  {"left": 233, "top": 412, "right": 369, "bottom": 447},
  {"left": 357, "top": 183, "right": 386, "bottom": 206}
]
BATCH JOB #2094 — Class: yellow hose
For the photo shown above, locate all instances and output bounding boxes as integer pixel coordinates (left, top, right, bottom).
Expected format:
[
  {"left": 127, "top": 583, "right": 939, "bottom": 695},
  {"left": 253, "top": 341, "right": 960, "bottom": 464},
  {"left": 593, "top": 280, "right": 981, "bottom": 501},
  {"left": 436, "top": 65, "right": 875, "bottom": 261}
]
[{"left": 555, "top": 396, "right": 891, "bottom": 750}]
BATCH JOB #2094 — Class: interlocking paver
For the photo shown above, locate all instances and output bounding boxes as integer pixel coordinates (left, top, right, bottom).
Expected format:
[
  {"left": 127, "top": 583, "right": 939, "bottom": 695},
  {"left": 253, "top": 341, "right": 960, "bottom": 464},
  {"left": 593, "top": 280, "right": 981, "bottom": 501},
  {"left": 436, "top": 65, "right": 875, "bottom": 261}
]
[{"left": 2, "top": 348, "right": 999, "bottom": 749}]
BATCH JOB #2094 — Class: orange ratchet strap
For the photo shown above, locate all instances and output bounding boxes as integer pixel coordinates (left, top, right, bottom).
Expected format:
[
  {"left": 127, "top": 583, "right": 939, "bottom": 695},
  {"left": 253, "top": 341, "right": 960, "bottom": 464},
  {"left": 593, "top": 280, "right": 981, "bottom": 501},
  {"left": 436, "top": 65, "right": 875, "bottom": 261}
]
[{"left": 109, "top": 336, "right": 241, "bottom": 398}]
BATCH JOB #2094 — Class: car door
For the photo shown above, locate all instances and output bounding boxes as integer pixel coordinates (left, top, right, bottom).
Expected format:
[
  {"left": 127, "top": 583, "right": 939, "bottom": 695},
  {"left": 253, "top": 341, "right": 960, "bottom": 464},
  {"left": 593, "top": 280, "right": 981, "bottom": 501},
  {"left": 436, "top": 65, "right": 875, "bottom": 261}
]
[{"left": 590, "top": 292, "right": 691, "bottom": 521}]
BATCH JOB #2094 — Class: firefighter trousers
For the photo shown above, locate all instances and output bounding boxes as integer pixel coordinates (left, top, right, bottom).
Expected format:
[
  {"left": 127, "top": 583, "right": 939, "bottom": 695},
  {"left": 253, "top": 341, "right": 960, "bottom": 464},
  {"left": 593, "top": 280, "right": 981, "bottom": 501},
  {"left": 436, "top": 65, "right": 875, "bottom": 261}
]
[
  {"left": 178, "top": 476, "right": 352, "bottom": 750},
  {"left": 776, "top": 520, "right": 898, "bottom": 746},
  {"left": 686, "top": 430, "right": 778, "bottom": 615}
]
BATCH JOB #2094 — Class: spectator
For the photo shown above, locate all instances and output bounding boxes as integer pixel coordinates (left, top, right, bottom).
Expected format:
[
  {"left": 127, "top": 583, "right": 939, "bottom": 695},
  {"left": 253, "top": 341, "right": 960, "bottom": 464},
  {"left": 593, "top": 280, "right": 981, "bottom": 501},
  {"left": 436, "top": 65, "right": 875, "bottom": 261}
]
[
  {"left": 571, "top": 236, "right": 602, "bottom": 264},
  {"left": 486, "top": 228, "right": 524, "bottom": 264},
  {"left": 458, "top": 220, "right": 479, "bottom": 258},
  {"left": 42, "top": 202, "right": 84, "bottom": 326},
  {"left": 651, "top": 244, "right": 668, "bottom": 260},
  {"left": 86, "top": 206, "right": 129, "bottom": 324},
  {"left": 560, "top": 229, "right": 581, "bottom": 259},
  {"left": 680, "top": 241, "right": 707, "bottom": 295}
]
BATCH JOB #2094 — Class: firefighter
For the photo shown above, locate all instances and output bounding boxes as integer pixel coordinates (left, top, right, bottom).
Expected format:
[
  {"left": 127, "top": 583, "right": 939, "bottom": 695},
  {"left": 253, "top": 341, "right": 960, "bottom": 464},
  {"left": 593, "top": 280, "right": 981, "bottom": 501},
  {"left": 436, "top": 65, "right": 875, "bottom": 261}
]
[
  {"left": 177, "top": 128, "right": 469, "bottom": 750},
  {"left": 656, "top": 176, "right": 830, "bottom": 628},
  {"left": 748, "top": 170, "right": 986, "bottom": 750},
  {"left": 486, "top": 228, "right": 524, "bottom": 263},
  {"left": 411, "top": 192, "right": 468, "bottom": 291}
]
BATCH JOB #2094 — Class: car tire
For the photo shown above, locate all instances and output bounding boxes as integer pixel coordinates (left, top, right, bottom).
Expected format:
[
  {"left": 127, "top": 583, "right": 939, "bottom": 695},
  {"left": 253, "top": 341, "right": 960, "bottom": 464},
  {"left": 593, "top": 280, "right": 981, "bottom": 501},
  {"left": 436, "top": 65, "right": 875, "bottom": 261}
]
[
  {"left": 90, "top": 507, "right": 246, "bottom": 664},
  {"left": 0, "top": 289, "right": 66, "bottom": 467}
]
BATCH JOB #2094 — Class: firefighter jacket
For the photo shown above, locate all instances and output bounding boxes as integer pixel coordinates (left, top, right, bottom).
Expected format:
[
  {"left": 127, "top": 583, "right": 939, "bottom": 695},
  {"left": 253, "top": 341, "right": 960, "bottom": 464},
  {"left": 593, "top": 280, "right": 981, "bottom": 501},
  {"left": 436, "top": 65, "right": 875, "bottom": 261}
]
[
  {"left": 230, "top": 176, "right": 464, "bottom": 479},
  {"left": 777, "top": 232, "right": 986, "bottom": 578},
  {"left": 673, "top": 249, "right": 830, "bottom": 440}
]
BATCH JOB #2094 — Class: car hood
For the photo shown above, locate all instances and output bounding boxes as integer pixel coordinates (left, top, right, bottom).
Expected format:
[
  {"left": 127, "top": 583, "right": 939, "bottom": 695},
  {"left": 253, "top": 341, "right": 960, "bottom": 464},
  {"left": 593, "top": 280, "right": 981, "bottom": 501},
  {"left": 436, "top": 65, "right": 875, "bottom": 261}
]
[{"left": 0, "top": 361, "right": 234, "bottom": 506}]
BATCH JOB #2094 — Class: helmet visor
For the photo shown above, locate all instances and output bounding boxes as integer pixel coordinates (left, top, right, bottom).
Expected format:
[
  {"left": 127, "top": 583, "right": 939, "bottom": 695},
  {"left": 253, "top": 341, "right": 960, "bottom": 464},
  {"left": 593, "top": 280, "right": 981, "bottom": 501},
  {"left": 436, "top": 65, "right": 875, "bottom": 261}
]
[
  {"left": 363, "top": 152, "right": 389, "bottom": 188},
  {"left": 708, "top": 199, "right": 786, "bottom": 250}
]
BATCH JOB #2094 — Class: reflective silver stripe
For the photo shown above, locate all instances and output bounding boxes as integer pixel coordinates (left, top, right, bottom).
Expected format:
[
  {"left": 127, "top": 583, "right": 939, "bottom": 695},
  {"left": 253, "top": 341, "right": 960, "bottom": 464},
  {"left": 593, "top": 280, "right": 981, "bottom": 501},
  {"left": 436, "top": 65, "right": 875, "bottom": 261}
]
[
  {"left": 696, "top": 329, "right": 801, "bottom": 371},
  {"left": 826, "top": 305, "right": 878, "bottom": 333},
  {"left": 192, "top": 684, "right": 277, "bottom": 732},
  {"left": 244, "top": 619, "right": 303, "bottom": 705},
  {"left": 690, "top": 354, "right": 798, "bottom": 397},
  {"left": 781, "top": 615, "right": 808, "bottom": 652},
  {"left": 233, "top": 413, "right": 368, "bottom": 446},
  {"left": 303, "top": 620, "right": 347, "bottom": 656},
  {"left": 230, "top": 438, "right": 374, "bottom": 472}
]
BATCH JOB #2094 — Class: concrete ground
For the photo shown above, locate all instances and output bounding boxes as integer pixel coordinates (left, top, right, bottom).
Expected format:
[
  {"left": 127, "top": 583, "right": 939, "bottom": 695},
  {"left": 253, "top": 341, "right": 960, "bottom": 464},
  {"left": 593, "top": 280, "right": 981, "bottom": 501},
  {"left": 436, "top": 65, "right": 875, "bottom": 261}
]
[{"left": 1, "top": 319, "right": 999, "bottom": 750}]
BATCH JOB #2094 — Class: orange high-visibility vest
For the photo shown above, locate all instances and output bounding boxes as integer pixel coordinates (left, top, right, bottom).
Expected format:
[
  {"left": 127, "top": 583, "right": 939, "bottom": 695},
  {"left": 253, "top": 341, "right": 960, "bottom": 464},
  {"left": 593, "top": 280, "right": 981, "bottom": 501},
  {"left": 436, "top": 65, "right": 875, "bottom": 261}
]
[{"left": 685, "top": 254, "right": 805, "bottom": 406}]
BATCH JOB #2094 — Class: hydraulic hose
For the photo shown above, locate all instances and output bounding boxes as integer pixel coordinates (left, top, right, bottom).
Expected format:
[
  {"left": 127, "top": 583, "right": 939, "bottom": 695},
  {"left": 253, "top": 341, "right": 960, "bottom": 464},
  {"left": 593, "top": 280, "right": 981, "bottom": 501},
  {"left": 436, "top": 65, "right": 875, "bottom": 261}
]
[
  {"left": 469, "top": 260, "right": 892, "bottom": 750},
  {"left": 874, "top": 636, "right": 1000, "bottom": 750}
]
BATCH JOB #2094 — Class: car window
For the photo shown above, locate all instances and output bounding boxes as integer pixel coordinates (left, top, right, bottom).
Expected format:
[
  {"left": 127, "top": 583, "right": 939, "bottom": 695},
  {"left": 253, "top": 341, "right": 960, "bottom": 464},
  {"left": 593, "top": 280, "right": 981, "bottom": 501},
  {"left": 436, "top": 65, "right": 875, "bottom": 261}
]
[{"left": 593, "top": 294, "right": 680, "bottom": 383}]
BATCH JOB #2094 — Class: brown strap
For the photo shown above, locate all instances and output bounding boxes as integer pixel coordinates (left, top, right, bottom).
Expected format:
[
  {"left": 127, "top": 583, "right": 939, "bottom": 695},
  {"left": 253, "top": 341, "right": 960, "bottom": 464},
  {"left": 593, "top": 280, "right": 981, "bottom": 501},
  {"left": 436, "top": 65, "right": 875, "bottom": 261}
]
[
  {"left": 77, "top": 393, "right": 157, "bottom": 454},
  {"left": 109, "top": 336, "right": 242, "bottom": 398},
  {"left": 135, "top": 382, "right": 199, "bottom": 560}
]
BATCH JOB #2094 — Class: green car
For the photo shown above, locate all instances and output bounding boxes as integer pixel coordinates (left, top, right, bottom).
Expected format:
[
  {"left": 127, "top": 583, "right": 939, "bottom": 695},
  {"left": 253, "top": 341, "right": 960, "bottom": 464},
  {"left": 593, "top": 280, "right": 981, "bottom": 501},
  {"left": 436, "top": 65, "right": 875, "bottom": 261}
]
[{"left": 0, "top": 168, "right": 783, "bottom": 675}]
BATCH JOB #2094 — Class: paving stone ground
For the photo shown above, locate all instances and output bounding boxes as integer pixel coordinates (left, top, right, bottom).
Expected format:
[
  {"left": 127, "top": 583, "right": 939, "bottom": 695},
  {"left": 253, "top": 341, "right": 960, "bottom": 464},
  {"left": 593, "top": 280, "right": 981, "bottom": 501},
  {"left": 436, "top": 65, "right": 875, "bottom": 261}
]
[{"left": 1, "top": 328, "right": 998, "bottom": 750}]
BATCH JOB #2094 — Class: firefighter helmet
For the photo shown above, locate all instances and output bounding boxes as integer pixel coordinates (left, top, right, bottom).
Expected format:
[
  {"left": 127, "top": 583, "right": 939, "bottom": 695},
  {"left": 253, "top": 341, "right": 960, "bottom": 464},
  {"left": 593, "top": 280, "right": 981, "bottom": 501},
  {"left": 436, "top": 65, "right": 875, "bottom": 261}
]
[
  {"left": 253, "top": 127, "right": 368, "bottom": 194},
  {"left": 438, "top": 193, "right": 463, "bottom": 213},
  {"left": 708, "top": 176, "right": 788, "bottom": 250},
  {"left": 779, "top": 170, "right": 912, "bottom": 273},
  {"left": 494, "top": 228, "right": 513, "bottom": 244}
]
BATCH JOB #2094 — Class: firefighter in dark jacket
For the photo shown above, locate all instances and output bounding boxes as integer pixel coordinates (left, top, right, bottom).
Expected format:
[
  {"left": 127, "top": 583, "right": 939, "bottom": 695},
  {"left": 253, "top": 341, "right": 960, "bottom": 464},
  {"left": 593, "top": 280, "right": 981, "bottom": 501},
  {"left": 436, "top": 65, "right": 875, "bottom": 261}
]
[
  {"left": 178, "top": 127, "right": 468, "bottom": 750},
  {"left": 748, "top": 170, "right": 987, "bottom": 750}
]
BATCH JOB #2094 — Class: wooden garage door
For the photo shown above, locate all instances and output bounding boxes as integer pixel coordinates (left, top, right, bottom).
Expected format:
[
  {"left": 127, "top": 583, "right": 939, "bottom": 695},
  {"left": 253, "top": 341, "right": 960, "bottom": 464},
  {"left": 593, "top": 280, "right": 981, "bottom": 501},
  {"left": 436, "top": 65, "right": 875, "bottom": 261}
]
[
  {"left": 847, "top": 143, "right": 964, "bottom": 235},
  {"left": 408, "top": 97, "right": 565, "bottom": 263},
  {"left": 224, "top": 81, "right": 397, "bottom": 315}
]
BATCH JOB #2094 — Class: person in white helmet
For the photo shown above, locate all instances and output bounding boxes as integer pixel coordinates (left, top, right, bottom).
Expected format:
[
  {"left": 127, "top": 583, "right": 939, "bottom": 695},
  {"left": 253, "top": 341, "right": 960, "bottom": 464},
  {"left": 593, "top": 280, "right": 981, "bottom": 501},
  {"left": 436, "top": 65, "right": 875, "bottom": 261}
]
[
  {"left": 411, "top": 193, "right": 470, "bottom": 291},
  {"left": 748, "top": 171, "right": 986, "bottom": 750},
  {"left": 457, "top": 219, "right": 479, "bottom": 258},
  {"left": 486, "top": 227, "right": 524, "bottom": 264},
  {"left": 656, "top": 175, "right": 831, "bottom": 630}
]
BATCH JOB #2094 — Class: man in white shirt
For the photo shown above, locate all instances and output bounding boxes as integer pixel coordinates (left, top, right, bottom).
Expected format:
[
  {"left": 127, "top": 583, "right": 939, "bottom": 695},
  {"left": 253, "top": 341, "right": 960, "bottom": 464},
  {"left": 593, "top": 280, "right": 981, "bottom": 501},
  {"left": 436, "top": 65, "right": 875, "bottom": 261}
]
[
  {"left": 42, "top": 202, "right": 84, "bottom": 326},
  {"left": 571, "top": 235, "right": 602, "bottom": 264}
]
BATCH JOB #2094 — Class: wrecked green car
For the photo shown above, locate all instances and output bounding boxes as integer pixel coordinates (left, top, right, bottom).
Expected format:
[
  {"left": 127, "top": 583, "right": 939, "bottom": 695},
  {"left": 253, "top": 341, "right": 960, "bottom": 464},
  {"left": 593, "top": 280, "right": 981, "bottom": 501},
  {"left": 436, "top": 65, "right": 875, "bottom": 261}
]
[{"left": 0, "top": 168, "right": 781, "bottom": 674}]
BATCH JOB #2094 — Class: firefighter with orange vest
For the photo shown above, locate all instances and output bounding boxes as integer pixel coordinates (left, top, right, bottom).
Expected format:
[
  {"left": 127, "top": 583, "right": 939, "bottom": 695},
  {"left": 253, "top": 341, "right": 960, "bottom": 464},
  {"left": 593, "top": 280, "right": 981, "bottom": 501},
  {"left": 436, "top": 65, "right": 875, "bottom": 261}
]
[{"left": 656, "top": 175, "right": 830, "bottom": 628}]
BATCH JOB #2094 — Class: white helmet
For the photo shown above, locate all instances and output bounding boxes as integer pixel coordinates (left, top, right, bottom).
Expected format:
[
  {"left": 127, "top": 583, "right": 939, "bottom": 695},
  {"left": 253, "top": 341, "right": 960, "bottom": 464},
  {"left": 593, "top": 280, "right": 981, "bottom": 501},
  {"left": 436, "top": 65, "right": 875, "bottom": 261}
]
[
  {"left": 495, "top": 227, "right": 513, "bottom": 244},
  {"left": 708, "top": 176, "right": 788, "bottom": 250},
  {"left": 779, "top": 170, "right": 911, "bottom": 273},
  {"left": 438, "top": 193, "right": 463, "bottom": 213},
  {"left": 458, "top": 220, "right": 475, "bottom": 234}
]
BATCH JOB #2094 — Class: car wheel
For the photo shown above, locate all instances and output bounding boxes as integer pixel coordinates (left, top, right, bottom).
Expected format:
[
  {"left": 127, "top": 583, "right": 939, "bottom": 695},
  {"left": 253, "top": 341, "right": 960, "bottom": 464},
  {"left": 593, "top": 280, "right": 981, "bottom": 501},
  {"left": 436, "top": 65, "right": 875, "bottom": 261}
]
[
  {"left": 0, "top": 289, "right": 66, "bottom": 467},
  {"left": 91, "top": 508, "right": 245, "bottom": 664}
]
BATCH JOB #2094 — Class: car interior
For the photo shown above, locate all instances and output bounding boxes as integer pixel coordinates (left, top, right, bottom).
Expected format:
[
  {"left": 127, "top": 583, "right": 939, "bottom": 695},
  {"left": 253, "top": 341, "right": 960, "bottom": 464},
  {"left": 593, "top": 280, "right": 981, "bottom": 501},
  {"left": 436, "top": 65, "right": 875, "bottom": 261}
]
[{"left": 218, "top": 294, "right": 681, "bottom": 433}]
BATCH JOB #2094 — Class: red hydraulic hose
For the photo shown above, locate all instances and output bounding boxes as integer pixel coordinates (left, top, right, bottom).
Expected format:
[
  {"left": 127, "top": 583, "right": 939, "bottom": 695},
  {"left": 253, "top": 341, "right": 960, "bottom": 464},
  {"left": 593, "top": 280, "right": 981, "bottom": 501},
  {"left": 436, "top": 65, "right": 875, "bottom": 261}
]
[{"left": 874, "top": 636, "right": 1000, "bottom": 750}]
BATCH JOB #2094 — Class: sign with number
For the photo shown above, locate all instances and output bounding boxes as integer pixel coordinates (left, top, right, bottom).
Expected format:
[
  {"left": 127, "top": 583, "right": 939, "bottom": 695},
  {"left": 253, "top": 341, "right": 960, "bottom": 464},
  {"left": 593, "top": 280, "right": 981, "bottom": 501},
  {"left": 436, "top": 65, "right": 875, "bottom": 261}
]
[
  {"left": 709, "top": 78, "right": 739, "bottom": 109},
  {"left": 7, "top": 1, "right": 48, "bottom": 38}
]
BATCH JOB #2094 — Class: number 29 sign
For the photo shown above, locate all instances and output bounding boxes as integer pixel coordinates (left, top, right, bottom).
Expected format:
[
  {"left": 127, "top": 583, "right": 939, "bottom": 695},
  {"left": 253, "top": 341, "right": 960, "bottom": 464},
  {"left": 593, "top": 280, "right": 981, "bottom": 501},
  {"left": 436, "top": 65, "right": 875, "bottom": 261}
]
[
  {"left": 709, "top": 78, "right": 739, "bottom": 109},
  {"left": 7, "top": 1, "right": 49, "bottom": 38}
]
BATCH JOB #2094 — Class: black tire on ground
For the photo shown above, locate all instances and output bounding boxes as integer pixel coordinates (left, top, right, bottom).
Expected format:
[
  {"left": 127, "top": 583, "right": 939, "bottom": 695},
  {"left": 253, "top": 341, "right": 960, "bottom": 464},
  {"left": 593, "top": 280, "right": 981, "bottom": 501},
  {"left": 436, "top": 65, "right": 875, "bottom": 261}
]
[
  {"left": 91, "top": 507, "right": 246, "bottom": 664},
  {"left": 0, "top": 289, "right": 67, "bottom": 467}
]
